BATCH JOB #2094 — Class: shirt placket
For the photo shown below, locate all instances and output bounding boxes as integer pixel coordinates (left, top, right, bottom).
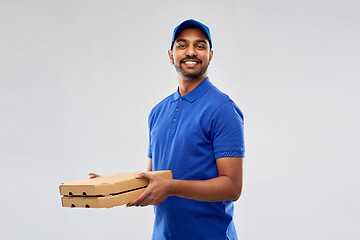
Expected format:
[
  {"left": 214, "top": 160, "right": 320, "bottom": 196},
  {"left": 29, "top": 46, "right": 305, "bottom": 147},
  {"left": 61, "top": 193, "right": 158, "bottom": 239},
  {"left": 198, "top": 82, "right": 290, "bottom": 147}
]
[{"left": 170, "top": 97, "right": 183, "bottom": 130}]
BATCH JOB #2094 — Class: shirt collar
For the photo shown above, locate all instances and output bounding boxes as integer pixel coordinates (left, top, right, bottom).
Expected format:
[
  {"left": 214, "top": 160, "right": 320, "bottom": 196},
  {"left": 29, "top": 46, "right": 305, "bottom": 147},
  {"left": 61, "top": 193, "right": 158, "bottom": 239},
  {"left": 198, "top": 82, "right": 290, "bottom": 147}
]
[{"left": 171, "top": 77, "right": 213, "bottom": 103}]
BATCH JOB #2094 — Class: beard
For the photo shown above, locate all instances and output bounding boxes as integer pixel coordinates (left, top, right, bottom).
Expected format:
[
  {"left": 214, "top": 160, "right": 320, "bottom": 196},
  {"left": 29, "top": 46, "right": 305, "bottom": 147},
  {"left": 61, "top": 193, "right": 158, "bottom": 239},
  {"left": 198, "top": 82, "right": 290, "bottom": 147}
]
[{"left": 174, "top": 57, "right": 210, "bottom": 80}]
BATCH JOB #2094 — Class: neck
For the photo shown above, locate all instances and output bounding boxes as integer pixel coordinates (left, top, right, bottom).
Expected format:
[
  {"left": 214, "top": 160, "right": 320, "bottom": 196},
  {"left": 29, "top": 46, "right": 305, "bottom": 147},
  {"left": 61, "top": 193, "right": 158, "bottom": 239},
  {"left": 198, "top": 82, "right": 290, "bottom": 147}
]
[{"left": 177, "top": 75, "right": 208, "bottom": 96}]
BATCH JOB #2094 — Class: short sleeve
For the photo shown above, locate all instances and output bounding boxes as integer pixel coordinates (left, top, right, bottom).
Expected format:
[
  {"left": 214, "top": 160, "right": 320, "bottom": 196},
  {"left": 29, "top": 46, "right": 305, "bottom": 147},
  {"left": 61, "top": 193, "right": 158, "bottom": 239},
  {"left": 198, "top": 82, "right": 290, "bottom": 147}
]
[{"left": 210, "top": 100, "right": 245, "bottom": 159}]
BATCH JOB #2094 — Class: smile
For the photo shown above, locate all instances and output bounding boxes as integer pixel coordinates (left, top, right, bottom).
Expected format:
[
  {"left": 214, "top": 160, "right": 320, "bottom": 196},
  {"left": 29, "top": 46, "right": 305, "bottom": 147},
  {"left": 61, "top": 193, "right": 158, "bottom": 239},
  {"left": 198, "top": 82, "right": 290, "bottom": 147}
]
[{"left": 184, "top": 61, "right": 198, "bottom": 65}]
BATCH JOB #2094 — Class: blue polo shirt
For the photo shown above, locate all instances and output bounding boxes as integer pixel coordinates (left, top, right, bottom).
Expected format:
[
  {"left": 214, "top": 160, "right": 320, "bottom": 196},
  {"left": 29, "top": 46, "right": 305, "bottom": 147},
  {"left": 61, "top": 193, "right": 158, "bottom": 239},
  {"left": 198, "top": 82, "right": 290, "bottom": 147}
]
[{"left": 148, "top": 77, "right": 245, "bottom": 240}]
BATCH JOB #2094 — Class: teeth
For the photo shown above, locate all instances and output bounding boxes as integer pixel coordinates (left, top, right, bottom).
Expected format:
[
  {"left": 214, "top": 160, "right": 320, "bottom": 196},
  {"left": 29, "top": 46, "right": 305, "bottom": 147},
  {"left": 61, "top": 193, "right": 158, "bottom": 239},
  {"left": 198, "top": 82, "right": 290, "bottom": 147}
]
[{"left": 184, "top": 61, "right": 197, "bottom": 64}]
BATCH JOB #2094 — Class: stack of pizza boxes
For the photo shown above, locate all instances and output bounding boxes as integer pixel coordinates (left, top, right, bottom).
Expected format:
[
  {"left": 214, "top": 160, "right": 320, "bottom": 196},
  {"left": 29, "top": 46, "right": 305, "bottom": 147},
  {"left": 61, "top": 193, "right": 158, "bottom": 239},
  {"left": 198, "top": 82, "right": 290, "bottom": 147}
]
[{"left": 59, "top": 170, "right": 172, "bottom": 208}]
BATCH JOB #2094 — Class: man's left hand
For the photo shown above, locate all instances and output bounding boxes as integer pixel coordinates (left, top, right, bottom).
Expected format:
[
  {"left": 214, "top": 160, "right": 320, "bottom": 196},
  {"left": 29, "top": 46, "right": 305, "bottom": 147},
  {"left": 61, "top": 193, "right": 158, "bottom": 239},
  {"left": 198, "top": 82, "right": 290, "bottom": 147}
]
[{"left": 126, "top": 172, "right": 172, "bottom": 207}]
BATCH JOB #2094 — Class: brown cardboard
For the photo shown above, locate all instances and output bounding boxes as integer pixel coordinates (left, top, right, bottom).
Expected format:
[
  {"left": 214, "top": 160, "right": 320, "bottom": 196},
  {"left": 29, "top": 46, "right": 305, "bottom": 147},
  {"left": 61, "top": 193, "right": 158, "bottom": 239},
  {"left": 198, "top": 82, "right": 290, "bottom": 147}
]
[
  {"left": 59, "top": 170, "right": 172, "bottom": 208},
  {"left": 61, "top": 188, "right": 145, "bottom": 208}
]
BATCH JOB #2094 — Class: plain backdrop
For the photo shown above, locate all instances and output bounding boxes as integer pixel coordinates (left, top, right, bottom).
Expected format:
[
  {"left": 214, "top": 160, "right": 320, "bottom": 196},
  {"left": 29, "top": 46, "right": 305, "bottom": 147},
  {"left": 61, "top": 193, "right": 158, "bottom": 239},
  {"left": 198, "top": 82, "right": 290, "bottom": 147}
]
[{"left": 0, "top": 0, "right": 359, "bottom": 239}]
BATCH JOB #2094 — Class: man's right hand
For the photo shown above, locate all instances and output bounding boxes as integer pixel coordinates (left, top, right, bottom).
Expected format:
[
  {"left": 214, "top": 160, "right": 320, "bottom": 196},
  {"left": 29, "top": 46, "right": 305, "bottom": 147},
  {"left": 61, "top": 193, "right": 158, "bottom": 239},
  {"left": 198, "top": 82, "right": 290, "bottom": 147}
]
[{"left": 89, "top": 173, "right": 101, "bottom": 179}]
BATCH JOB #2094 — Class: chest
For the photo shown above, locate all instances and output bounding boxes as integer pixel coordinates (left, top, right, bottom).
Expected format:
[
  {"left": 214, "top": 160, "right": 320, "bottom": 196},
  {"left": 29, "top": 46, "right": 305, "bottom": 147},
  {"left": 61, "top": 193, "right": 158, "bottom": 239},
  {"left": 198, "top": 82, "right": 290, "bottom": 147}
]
[{"left": 150, "top": 99, "right": 214, "bottom": 142}]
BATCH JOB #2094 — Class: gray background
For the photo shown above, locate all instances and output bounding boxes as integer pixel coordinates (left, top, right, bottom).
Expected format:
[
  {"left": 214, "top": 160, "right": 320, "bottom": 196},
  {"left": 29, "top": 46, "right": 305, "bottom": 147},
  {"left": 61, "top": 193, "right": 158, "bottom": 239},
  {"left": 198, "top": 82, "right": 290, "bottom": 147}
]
[{"left": 1, "top": 0, "right": 359, "bottom": 239}]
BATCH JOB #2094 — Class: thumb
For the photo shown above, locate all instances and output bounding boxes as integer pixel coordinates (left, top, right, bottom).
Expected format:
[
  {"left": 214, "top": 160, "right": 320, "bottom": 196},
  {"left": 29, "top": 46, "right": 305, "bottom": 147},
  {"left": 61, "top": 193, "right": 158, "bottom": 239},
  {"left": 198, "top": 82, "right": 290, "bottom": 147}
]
[{"left": 135, "top": 172, "right": 153, "bottom": 181}]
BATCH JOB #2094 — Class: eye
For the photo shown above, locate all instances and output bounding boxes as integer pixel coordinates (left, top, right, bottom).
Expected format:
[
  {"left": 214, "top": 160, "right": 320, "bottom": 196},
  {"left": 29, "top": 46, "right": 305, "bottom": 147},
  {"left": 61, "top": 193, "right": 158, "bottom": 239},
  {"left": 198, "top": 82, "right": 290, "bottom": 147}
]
[
  {"left": 197, "top": 45, "right": 206, "bottom": 49},
  {"left": 177, "top": 44, "right": 186, "bottom": 49}
]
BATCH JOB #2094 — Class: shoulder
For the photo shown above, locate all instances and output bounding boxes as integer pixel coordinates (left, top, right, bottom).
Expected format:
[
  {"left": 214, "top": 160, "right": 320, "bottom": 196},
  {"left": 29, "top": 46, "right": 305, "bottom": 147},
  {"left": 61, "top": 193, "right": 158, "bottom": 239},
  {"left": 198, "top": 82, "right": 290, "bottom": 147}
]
[
  {"left": 208, "top": 84, "right": 230, "bottom": 101},
  {"left": 207, "top": 85, "right": 242, "bottom": 114},
  {"left": 205, "top": 86, "right": 244, "bottom": 121},
  {"left": 148, "top": 93, "right": 174, "bottom": 121},
  {"left": 151, "top": 93, "right": 173, "bottom": 111}
]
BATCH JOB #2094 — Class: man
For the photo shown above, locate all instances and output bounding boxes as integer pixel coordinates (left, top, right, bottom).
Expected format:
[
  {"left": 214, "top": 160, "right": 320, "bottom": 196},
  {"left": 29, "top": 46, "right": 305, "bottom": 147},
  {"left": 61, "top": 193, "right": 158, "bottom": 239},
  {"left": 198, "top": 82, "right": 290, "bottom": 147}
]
[
  {"left": 91, "top": 19, "right": 245, "bottom": 239},
  {"left": 127, "top": 19, "right": 245, "bottom": 240}
]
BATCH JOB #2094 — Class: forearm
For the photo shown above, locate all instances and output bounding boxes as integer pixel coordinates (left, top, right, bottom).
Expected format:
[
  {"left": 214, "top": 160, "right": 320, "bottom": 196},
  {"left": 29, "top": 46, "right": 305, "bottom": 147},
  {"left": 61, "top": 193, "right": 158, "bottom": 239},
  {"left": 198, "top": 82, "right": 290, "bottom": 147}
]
[
  {"left": 168, "top": 175, "right": 242, "bottom": 202},
  {"left": 127, "top": 157, "right": 243, "bottom": 207},
  {"left": 147, "top": 158, "right": 152, "bottom": 171}
]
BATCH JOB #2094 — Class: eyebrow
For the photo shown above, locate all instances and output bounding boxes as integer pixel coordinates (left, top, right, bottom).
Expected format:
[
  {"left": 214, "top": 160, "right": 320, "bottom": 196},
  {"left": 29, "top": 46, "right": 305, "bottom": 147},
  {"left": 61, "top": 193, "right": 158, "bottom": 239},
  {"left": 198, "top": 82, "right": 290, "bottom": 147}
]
[{"left": 176, "top": 39, "right": 208, "bottom": 44}]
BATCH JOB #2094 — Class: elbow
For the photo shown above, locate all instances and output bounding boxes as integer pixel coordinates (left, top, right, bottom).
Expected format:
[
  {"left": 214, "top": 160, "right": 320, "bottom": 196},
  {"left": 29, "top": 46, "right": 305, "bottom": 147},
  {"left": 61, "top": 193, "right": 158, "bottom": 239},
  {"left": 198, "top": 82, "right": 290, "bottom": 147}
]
[
  {"left": 232, "top": 191, "right": 242, "bottom": 201},
  {"left": 230, "top": 186, "right": 242, "bottom": 201},
  {"left": 222, "top": 176, "right": 243, "bottom": 201}
]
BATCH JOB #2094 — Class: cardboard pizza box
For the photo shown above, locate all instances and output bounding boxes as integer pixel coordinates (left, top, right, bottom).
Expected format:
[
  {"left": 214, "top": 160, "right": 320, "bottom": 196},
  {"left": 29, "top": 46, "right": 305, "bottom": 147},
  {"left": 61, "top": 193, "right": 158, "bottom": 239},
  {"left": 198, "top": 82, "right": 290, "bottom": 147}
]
[{"left": 59, "top": 170, "right": 172, "bottom": 208}]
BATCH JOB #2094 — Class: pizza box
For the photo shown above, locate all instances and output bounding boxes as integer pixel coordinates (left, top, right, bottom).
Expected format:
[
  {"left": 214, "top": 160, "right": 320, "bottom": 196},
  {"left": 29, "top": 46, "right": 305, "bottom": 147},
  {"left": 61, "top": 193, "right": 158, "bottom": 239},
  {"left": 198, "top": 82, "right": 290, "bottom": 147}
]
[{"left": 59, "top": 170, "right": 172, "bottom": 208}]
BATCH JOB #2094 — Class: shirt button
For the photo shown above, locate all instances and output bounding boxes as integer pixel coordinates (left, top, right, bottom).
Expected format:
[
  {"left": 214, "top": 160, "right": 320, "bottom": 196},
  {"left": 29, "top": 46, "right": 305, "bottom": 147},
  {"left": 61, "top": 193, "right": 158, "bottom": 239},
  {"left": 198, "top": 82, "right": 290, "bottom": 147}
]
[
  {"left": 179, "top": 98, "right": 183, "bottom": 101},
  {"left": 175, "top": 108, "right": 180, "bottom": 112},
  {"left": 172, "top": 118, "right": 176, "bottom": 122}
]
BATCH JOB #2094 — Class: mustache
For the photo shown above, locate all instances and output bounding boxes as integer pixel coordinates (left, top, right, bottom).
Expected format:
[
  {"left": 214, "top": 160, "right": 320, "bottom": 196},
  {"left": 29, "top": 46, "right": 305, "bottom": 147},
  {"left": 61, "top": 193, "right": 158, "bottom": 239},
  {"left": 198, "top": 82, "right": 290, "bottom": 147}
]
[{"left": 180, "top": 56, "right": 202, "bottom": 63}]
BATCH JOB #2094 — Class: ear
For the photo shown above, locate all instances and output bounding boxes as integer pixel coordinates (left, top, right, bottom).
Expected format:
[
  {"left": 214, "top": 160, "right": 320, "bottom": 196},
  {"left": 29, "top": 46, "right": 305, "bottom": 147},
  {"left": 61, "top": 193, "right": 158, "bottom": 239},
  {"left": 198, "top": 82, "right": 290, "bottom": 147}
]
[
  {"left": 209, "top": 50, "right": 214, "bottom": 63},
  {"left": 168, "top": 49, "right": 174, "bottom": 64}
]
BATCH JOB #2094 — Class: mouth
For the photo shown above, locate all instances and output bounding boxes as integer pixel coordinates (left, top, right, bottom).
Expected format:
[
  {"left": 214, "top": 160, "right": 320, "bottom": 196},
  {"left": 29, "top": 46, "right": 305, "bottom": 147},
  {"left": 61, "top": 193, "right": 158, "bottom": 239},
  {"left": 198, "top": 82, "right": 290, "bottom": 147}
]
[{"left": 181, "top": 59, "right": 201, "bottom": 66}]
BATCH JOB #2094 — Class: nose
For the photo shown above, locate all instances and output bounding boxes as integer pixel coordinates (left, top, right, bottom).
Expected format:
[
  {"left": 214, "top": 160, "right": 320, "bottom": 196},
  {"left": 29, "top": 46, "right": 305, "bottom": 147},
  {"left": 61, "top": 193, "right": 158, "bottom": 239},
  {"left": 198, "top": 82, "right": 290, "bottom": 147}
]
[{"left": 185, "top": 45, "right": 197, "bottom": 57}]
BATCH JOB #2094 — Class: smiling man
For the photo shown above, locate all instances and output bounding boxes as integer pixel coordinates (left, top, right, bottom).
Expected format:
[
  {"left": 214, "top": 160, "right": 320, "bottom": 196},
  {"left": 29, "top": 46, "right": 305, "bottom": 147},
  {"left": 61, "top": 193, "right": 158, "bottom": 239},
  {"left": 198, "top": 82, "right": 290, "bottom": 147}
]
[{"left": 127, "top": 19, "right": 245, "bottom": 240}]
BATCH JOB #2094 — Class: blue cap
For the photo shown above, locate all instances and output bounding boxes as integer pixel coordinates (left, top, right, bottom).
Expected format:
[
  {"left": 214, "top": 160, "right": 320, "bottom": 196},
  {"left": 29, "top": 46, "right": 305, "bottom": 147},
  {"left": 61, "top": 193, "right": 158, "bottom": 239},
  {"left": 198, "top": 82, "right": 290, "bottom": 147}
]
[{"left": 171, "top": 19, "right": 212, "bottom": 50}]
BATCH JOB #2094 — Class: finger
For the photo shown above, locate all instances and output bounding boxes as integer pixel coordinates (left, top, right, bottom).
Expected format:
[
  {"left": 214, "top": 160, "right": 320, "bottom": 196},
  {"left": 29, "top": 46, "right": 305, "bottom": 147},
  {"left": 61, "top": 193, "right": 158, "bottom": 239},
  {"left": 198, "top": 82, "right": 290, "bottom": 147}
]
[
  {"left": 135, "top": 172, "right": 153, "bottom": 181},
  {"left": 89, "top": 173, "right": 101, "bottom": 179},
  {"left": 139, "top": 198, "right": 153, "bottom": 207},
  {"left": 126, "top": 189, "right": 150, "bottom": 207},
  {"left": 127, "top": 193, "right": 149, "bottom": 207}
]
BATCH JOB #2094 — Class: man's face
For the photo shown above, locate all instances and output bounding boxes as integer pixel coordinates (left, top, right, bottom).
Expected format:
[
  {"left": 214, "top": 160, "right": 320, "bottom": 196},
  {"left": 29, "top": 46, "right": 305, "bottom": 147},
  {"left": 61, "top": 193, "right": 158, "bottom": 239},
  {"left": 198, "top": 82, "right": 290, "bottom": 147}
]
[{"left": 168, "top": 28, "right": 213, "bottom": 80}]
